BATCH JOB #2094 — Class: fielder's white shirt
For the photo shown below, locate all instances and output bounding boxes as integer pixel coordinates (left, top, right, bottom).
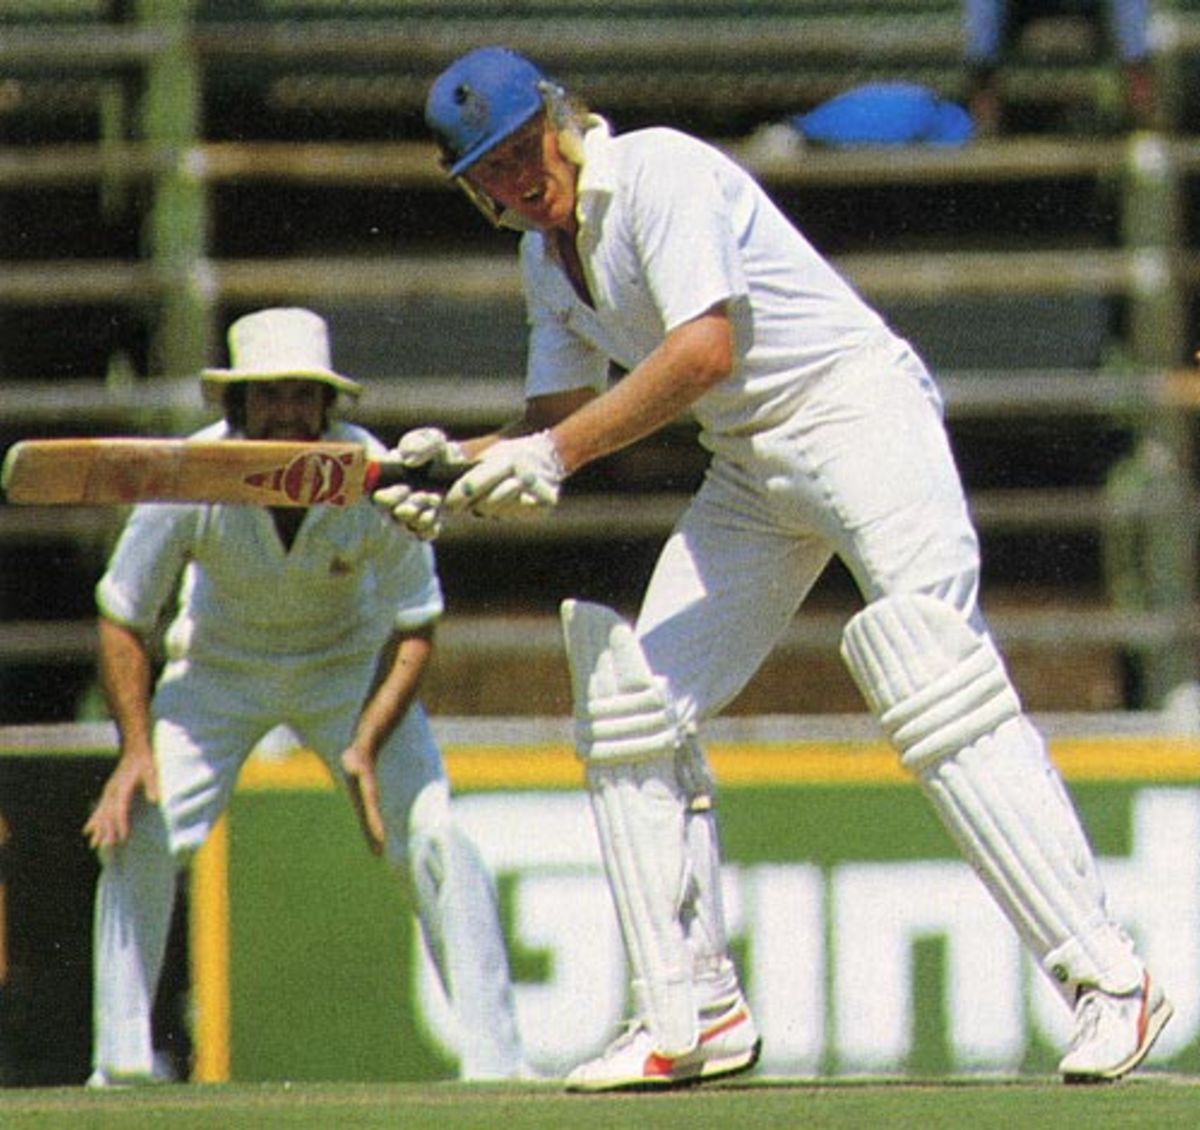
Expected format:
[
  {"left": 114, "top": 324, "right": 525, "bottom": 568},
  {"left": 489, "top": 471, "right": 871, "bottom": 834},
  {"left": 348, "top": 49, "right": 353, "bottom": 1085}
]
[
  {"left": 521, "top": 120, "right": 897, "bottom": 452},
  {"left": 96, "top": 420, "right": 443, "bottom": 664}
]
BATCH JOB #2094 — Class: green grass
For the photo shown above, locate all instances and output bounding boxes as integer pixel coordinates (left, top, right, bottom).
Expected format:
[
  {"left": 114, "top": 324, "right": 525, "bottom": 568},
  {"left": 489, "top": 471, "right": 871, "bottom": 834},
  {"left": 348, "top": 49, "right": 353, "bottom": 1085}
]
[{"left": 2, "top": 1077, "right": 1198, "bottom": 1130}]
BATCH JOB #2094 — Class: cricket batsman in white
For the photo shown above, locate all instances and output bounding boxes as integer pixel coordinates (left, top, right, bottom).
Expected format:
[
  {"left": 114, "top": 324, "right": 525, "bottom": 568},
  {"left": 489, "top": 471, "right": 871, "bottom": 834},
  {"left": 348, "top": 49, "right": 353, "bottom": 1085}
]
[
  {"left": 375, "top": 46, "right": 1173, "bottom": 1091},
  {"left": 84, "top": 307, "right": 526, "bottom": 1085}
]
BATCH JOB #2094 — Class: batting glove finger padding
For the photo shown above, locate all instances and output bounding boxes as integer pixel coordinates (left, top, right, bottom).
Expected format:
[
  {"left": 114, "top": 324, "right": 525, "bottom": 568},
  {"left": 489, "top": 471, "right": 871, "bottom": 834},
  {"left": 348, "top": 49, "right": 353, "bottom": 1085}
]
[
  {"left": 372, "top": 484, "right": 445, "bottom": 540},
  {"left": 444, "top": 431, "right": 565, "bottom": 517}
]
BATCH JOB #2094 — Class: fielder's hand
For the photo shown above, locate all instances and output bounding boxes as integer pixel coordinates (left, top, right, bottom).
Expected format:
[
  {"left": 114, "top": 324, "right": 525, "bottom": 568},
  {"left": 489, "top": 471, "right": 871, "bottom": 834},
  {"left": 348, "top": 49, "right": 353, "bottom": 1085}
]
[
  {"left": 340, "top": 744, "right": 386, "bottom": 857},
  {"left": 444, "top": 431, "right": 566, "bottom": 519},
  {"left": 83, "top": 746, "right": 160, "bottom": 852},
  {"left": 373, "top": 428, "right": 470, "bottom": 540}
]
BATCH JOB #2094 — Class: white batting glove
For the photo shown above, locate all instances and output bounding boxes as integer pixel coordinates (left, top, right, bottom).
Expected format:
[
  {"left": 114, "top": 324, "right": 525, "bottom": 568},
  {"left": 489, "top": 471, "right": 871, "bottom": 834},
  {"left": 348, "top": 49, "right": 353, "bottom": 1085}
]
[
  {"left": 373, "top": 428, "right": 470, "bottom": 540},
  {"left": 374, "top": 485, "right": 446, "bottom": 540},
  {"left": 443, "top": 431, "right": 566, "bottom": 519},
  {"left": 393, "top": 427, "right": 468, "bottom": 470}
]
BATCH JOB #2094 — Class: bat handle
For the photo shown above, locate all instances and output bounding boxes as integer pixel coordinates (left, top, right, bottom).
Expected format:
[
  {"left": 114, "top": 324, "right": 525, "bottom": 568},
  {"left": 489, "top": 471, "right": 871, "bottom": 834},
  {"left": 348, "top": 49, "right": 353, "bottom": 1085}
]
[{"left": 366, "top": 459, "right": 468, "bottom": 495}]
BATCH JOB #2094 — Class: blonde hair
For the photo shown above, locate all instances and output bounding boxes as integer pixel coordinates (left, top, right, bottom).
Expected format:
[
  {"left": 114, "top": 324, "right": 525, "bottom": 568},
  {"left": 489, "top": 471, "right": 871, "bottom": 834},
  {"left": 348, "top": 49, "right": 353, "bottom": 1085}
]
[{"left": 542, "top": 83, "right": 595, "bottom": 166}]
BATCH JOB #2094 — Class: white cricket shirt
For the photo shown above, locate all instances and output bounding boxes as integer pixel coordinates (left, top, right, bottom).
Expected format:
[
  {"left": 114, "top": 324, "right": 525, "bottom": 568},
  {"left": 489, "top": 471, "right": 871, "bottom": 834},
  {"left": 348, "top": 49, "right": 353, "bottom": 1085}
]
[
  {"left": 96, "top": 420, "right": 443, "bottom": 663},
  {"left": 520, "top": 121, "right": 896, "bottom": 447}
]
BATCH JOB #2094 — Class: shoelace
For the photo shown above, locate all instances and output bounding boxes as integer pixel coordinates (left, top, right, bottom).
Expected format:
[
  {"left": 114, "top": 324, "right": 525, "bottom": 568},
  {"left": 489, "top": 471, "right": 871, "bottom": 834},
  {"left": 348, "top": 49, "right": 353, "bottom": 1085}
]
[
  {"left": 1068, "top": 992, "right": 1105, "bottom": 1050},
  {"left": 605, "top": 1020, "right": 650, "bottom": 1054}
]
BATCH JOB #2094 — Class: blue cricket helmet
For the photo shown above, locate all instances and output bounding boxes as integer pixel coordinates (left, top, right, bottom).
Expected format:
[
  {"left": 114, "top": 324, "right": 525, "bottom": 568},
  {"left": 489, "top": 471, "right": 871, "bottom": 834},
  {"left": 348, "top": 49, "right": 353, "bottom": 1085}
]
[{"left": 425, "top": 46, "right": 549, "bottom": 177}]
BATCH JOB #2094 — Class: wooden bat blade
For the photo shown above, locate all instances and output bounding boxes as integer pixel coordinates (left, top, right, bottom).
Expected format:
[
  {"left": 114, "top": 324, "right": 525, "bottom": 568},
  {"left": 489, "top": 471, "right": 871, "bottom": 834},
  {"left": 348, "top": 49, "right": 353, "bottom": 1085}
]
[{"left": 1, "top": 438, "right": 451, "bottom": 507}]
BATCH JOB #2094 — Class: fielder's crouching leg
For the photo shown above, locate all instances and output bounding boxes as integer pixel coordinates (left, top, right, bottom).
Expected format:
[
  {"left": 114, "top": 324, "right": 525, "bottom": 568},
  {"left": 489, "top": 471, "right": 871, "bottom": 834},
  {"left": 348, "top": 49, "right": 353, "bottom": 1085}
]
[
  {"left": 406, "top": 780, "right": 525, "bottom": 1080},
  {"left": 90, "top": 800, "right": 178, "bottom": 1085}
]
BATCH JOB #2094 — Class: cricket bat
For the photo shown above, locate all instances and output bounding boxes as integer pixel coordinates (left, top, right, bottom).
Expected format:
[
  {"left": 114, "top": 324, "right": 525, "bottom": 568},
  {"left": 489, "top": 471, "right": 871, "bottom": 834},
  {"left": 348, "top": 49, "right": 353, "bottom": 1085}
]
[{"left": 1, "top": 438, "right": 461, "bottom": 507}]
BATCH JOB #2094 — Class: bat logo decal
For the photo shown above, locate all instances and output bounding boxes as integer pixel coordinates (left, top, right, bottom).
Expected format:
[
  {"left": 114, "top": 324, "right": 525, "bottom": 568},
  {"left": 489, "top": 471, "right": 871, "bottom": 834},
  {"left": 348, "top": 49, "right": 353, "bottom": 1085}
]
[
  {"left": 283, "top": 451, "right": 349, "bottom": 504},
  {"left": 244, "top": 450, "right": 354, "bottom": 505}
]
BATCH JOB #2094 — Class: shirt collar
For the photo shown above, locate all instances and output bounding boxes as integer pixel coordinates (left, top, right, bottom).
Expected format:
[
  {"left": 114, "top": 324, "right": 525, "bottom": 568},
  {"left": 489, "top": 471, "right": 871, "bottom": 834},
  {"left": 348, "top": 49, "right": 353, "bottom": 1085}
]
[
  {"left": 574, "top": 117, "right": 617, "bottom": 229},
  {"left": 527, "top": 117, "right": 615, "bottom": 270}
]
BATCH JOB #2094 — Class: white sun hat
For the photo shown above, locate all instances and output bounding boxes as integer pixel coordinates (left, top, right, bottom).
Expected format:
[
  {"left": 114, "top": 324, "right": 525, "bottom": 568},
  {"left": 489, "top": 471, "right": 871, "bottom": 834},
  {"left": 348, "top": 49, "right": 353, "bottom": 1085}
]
[{"left": 200, "top": 307, "right": 363, "bottom": 403}]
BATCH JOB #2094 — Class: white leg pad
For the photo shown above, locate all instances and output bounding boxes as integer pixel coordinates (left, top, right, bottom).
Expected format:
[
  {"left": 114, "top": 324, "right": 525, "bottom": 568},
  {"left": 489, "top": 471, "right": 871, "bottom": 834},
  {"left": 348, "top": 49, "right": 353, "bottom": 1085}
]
[
  {"left": 841, "top": 594, "right": 1142, "bottom": 996},
  {"left": 562, "top": 600, "right": 698, "bottom": 1055},
  {"left": 840, "top": 593, "right": 1021, "bottom": 772},
  {"left": 562, "top": 599, "right": 687, "bottom": 763}
]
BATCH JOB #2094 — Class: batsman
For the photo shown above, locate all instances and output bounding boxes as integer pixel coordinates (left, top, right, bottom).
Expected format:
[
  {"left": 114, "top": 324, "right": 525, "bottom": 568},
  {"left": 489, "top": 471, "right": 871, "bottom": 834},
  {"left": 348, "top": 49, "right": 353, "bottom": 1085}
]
[
  {"left": 378, "top": 46, "right": 1173, "bottom": 1090},
  {"left": 83, "top": 307, "right": 526, "bottom": 1085}
]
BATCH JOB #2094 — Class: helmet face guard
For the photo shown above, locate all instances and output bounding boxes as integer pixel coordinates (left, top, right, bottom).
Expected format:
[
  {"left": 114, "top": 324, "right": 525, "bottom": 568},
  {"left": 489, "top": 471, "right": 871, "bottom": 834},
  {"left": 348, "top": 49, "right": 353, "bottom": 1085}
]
[
  {"left": 452, "top": 171, "right": 511, "bottom": 228},
  {"left": 425, "top": 46, "right": 568, "bottom": 227}
]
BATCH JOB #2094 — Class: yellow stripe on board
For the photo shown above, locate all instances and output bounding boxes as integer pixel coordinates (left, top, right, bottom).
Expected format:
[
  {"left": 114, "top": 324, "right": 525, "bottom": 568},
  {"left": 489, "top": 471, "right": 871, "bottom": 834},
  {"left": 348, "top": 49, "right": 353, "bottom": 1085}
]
[
  {"left": 232, "top": 737, "right": 1200, "bottom": 794},
  {"left": 709, "top": 737, "right": 1200, "bottom": 786},
  {"left": 3, "top": 727, "right": 1198, "bottom": 788},
  {"left": 190, "top": 816, "right": 231, "bottom": 1084},
  {"left": 1049, "top": 738, "right": 1200, "bottom": 780},
  {"left": 234, "top": 745, "right": 585, "bottom": 791},
  {"left": 237, "top": 753, "right": 340, "bottom": 791}
]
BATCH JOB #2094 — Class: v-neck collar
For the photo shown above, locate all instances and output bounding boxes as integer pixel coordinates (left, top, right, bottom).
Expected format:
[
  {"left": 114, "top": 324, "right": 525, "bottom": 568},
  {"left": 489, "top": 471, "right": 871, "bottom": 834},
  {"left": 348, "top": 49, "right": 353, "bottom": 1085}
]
[{"left": 270, "top": 506, "right": 306, "bottom": 553}]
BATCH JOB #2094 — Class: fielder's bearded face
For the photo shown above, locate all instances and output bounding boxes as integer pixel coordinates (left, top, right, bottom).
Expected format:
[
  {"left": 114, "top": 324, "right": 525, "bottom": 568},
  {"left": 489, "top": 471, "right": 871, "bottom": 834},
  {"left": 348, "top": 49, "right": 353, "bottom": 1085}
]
[
  {"left": 242, "top": 379, "right": 331, "bottom": 441},
  {"left": 465, "top": 113, "right": 578, "bottom": 232}
]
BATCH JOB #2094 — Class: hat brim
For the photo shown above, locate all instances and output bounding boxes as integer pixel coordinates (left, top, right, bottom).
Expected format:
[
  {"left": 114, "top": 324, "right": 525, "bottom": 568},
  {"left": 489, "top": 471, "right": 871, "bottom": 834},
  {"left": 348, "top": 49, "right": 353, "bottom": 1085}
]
[{"left": 200, "top": 368, "right": 363, "bottom": 404}]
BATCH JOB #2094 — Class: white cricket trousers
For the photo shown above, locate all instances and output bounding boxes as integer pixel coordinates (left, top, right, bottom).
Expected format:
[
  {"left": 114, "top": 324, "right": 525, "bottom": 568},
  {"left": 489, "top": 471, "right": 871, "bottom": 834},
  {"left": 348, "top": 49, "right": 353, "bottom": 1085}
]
[
  {"left": 637, "top": 337, "right": 981, "bottom": 720},
  {"left": 91, "top": 650, "right": 523, "bottom": 1081},
  {"left": 633, "top": 337, "right": 1139, "bottom": 1000}
]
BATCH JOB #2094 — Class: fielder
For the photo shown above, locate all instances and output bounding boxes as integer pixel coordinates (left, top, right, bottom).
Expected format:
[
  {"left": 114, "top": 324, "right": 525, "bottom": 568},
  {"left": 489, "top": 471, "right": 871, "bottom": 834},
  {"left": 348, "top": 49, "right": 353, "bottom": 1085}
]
[
  {"left": 376, "top": 46, "right": 1172, "bottom": 1091},
  {"left": 84, "top": 307, "right": 526, "bottom": 1085}
]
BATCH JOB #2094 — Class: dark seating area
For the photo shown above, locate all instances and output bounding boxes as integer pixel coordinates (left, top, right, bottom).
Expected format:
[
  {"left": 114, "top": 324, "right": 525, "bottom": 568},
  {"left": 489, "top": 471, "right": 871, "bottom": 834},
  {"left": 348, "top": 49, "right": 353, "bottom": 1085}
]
[{"left": 3, "top": 1, "right": 1200, "bottom": 721}]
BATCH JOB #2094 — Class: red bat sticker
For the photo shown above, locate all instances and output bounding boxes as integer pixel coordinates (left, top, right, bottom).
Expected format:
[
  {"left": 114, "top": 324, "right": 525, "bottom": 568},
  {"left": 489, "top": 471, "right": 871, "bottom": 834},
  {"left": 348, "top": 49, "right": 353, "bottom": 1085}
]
[{"left": 244, "top": 450, "right": 356, "bottom": 505}]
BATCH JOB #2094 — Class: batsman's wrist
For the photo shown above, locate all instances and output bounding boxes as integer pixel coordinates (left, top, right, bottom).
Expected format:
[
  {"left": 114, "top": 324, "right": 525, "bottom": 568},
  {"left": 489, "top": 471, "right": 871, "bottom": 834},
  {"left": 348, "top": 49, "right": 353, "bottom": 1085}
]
[{"left": 537, "top": 429, "right": 568, "bottom": 482}]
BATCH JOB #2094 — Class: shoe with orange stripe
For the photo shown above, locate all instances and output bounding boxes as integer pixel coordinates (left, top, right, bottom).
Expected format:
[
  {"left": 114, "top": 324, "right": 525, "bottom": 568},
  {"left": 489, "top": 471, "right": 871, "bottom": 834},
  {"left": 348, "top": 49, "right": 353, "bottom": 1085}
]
[
  {"left": 564, "top": 995, "right": 761, "bottom": 1093},
  {"left": 1058, "top": 972, "right": 1173, "bottom": 1083}
]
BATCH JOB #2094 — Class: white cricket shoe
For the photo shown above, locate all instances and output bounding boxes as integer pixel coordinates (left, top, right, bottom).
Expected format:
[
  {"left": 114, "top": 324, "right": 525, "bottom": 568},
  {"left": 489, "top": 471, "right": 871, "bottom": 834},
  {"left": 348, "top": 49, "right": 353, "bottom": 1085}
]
[
  {"left": 86, "top": 1068, "right": 168, "bottom": 1089},
  {"left": 86, "top": 1053, "right": 177, "bottom": 1089},
  {"left": 1059, "top": 972, "right": 1173, "bottom": 1083},
  {"left": 564, "top": 995, "right": 761, "bottom": 1093}
]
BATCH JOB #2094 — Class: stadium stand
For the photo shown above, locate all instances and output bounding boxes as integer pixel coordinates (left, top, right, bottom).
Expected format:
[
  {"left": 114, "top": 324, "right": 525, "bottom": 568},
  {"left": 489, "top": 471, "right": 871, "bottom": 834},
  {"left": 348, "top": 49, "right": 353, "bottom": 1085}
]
[{"left": 2, "top": 1, "right": 1200, "bottom": 722}]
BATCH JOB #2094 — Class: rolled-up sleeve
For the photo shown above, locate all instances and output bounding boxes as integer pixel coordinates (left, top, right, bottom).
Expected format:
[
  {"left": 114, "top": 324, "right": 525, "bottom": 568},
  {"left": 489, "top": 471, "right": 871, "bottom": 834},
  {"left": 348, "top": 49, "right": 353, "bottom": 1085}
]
[
  {"left": 368, "top": 521, "right": 444, "bottom": 633},
  {"left": 95, "top": 505, "right": 196, "bottom": 635},
  {"left": 628, "top": 148, "right": 746, "bottom": 335}
]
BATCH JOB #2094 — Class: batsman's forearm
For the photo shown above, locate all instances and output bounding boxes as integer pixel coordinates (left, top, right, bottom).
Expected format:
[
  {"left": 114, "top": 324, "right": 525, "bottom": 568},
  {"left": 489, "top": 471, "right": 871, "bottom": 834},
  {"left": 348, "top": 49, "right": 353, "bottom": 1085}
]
[
  {"left": 550, "top": 307, "right": 733, "bottom": 473},
  {"left": 97, "top": 617, "right": 155, "bottom": 753}
]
